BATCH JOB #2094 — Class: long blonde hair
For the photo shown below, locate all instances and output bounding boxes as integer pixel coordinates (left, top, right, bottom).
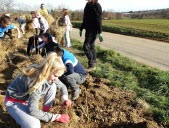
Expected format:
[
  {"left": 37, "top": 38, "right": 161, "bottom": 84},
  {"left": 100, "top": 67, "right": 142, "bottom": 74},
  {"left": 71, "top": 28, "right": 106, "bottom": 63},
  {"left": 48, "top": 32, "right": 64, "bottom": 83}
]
[{"left": 21, "top": 52, "right": 65, "bottom": 94}]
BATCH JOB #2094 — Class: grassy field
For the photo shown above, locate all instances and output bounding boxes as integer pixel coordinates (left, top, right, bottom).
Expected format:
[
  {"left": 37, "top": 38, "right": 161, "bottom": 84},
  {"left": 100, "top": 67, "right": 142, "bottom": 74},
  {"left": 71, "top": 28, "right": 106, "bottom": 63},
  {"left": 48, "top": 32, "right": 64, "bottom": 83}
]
[
  {"left": 103, "top": 19, "right": 169, "bottom": 34},
  {"left": 72, "top": 19, "right": 169, "bottom": 42},
  {"left": 71, "top": 38, "right": 169, "bottom": 126}
]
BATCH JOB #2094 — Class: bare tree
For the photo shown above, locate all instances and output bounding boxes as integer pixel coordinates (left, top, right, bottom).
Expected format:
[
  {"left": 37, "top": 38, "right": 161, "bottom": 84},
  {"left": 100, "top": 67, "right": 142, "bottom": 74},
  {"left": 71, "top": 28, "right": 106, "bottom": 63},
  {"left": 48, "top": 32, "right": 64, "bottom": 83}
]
[
  {"left": 115, "top": 13, "right": 122, "bottom": 20},
  {"left": 5, "top": 0, "right": 14, "bottom": 11},
  {"left": 0, "top": 0, "right": 5, "bottom": 12},
  {"left": 13, "top": 1, "right": 38, "bottom": 12},
  {"left": 0, "top": 0, "right": 14, "bottom": 12}
]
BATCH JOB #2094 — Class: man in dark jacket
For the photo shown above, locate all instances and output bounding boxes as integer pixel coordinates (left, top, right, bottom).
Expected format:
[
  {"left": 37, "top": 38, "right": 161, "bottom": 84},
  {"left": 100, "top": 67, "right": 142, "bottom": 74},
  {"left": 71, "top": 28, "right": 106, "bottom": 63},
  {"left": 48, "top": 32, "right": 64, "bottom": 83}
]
[{"left": 80, "top": 0, "right": 103, "bottom": 71}]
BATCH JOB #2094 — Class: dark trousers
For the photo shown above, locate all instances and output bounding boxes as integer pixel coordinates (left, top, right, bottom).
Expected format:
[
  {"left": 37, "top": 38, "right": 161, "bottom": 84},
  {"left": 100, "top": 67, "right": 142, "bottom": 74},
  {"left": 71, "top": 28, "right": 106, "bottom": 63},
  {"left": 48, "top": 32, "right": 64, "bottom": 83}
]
[
  {"left": 4, "top": 29, "right": 13, "bottom": 39},
  {"left": 27, "top": 36, "right": 39, "bottom": 56},
  {"left": 39, "top": 29, "right": 49, "bottom": 36},
  {"left": 83, "top": 29, "right": 98, "bottom": 67}
]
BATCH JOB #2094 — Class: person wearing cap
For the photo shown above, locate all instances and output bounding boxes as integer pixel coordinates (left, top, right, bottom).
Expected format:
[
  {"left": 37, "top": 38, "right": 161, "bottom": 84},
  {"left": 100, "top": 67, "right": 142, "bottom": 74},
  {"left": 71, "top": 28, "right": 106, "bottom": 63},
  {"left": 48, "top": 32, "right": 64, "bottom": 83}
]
[
  {"left": 39, "top": 3, "right": 49, "bottom": 17},
  {"left": 79, "top": 0, "right": 103, "bottom": 71}
]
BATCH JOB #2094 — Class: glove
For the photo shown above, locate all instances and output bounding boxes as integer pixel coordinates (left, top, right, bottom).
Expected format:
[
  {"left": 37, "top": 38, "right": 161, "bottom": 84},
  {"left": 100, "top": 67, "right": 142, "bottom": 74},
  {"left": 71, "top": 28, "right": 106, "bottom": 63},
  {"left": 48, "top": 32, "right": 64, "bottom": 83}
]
[
  {"left": 62, "top": 100, "right": 71, "bottom": 108},
  {"left": 98, "top": 34, "right": 103, "bottom": 42},
  {"left": 42, "top": 106, "right": 50, "bottom": 112},
  {"left": 38, "top": 37, "right": 42, "bottom": 42},
  {"left": 79, "top": 30, "right": 82, "bottom": 37},
  {"left": 56, "top": 114, "right": 70, "bottom": 123}
]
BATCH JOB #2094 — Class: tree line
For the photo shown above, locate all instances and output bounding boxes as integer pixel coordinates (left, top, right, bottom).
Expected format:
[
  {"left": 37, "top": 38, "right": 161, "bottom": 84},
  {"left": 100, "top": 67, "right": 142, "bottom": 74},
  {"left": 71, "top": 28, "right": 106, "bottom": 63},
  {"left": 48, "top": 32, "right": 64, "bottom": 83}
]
[
  {"left": 125, "top": 9, "right": 169, "bottom": 19},
  {"left": 1, "top": 0, "right": 169, "bottom": 20}
]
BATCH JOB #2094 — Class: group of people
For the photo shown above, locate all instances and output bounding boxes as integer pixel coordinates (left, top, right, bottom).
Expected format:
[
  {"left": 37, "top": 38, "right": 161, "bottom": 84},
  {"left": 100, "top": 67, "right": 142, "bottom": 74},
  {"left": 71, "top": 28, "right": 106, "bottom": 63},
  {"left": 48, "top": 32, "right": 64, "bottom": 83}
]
[
  {"left": 0, "top": 3, "right": 72, "bottom": 48},
  {"left": 3, "top": 0, "right": 103, "bottom": 127}
]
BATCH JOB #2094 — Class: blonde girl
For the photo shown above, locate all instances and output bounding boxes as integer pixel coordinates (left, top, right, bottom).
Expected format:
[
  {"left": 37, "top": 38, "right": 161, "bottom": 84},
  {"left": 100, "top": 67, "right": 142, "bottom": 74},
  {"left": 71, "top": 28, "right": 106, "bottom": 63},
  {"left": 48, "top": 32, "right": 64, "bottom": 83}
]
[{"left": 4, "top": 52, "right": 71, "bottom": 128}]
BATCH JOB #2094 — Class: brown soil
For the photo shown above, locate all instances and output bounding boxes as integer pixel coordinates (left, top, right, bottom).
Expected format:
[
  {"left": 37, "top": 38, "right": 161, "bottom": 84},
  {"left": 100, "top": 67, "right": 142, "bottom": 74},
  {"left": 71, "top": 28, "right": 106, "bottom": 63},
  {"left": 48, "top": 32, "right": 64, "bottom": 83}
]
[{"left": 0, "top": 35, "right": 164, "bottom": 128}]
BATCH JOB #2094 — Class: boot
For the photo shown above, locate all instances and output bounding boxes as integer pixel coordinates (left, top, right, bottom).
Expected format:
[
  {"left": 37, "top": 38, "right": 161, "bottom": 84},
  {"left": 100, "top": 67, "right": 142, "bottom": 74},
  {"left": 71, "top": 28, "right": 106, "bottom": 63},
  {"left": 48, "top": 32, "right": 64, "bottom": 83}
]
[{"left": 72, "top": 89, "right": 81, "bottom": 100}]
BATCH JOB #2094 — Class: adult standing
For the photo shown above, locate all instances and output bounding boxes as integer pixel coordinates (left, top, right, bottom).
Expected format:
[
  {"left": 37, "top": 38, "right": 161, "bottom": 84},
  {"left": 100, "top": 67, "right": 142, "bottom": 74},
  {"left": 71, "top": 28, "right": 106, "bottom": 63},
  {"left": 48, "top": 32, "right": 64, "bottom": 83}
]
[{"left": 79, "top": 0, "right": 103, "bottom": 71}]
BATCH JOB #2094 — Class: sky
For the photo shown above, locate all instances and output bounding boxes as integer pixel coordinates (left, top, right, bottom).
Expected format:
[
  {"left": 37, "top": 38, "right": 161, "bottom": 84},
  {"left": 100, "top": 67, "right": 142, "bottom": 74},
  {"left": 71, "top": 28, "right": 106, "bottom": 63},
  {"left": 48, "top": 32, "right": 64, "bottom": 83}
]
[{"left": 15, "top": 0, "right": 169, "bottom": 12}]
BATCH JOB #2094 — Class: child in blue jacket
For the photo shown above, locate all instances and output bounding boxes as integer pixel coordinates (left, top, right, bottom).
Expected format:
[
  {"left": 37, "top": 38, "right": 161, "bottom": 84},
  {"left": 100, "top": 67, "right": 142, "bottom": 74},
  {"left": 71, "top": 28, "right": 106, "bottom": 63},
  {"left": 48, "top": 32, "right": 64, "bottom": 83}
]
[
  {"left": 54, "top": 47, "right": 86, "bottom": 100},
  {"left": 0, "top": 15, "right": 21, "bottom": 39}
]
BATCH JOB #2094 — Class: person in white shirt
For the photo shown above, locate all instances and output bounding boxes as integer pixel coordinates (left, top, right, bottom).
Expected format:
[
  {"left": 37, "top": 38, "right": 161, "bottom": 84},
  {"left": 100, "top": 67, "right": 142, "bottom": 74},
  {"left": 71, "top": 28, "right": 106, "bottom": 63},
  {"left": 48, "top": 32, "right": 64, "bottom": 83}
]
[
  {"left": 31, "top": 11, "right": 49, "bottom": 36},
  {"left": 31, "top": 11, "right": 40, "bottom": 35},
  {"left": 62, "top": 9, "right": 72, "bottom": 47}
]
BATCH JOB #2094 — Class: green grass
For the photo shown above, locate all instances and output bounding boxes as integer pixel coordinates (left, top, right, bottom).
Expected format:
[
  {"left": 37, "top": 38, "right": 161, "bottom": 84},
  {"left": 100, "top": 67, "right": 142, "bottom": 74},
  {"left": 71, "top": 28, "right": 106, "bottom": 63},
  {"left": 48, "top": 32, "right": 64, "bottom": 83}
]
[
  {"left": 72, "top": 19, "right": 169, "bottom": 42},
  {"left": 103, "top": 19, "right": 169, "bottom": 34},
  {"left": 71, "top": 38, "right": 169, "bottom": 125}
]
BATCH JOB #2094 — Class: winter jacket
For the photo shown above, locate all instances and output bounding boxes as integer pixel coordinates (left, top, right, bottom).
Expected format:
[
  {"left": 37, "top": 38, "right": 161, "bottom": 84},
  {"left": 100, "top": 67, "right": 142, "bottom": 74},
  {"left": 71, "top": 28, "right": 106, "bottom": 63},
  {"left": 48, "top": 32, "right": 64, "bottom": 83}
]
[
  {"left": 80, "top": 1, "right": 102, "bottom": 33},
  {"left": 62, "top": 49, "right": 86, "bottom": 76}
]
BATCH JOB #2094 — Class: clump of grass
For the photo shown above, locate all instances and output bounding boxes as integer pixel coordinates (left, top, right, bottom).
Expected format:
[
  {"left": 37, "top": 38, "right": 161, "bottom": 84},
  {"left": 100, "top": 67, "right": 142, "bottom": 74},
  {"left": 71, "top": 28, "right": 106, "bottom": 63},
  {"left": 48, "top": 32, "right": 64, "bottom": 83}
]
[
  {"left": 49, "top": 20, "right": 65, "bottom": 46},
  {"left": 43, "top": 14, "right": 55, "bottom": 26}
]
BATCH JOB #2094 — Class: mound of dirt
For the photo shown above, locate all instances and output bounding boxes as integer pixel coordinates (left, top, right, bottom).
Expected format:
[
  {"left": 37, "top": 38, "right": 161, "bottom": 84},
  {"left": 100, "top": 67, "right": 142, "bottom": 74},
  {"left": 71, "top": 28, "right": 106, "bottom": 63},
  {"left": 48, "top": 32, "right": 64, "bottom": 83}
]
[
  {"left": 42, "top": 76, "right": 161, "bottom": 128},
  {"left": 0, "top": 32, "right": 165, "bottom": 128}
]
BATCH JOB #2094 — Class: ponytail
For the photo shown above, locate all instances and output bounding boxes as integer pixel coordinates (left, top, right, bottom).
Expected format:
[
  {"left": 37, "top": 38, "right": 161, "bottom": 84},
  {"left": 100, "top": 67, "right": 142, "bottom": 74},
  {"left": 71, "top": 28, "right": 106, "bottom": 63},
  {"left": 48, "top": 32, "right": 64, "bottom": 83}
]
[{"left": 21, "top": 52, "right": 66, "bottom": 94}]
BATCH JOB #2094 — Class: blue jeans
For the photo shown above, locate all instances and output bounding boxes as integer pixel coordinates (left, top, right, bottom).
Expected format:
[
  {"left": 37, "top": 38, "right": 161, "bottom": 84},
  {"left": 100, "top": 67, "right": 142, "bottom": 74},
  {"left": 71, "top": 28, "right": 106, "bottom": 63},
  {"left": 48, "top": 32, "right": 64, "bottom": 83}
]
[{"left": 4, "top": 83, "right": 57, "bottom": 128}]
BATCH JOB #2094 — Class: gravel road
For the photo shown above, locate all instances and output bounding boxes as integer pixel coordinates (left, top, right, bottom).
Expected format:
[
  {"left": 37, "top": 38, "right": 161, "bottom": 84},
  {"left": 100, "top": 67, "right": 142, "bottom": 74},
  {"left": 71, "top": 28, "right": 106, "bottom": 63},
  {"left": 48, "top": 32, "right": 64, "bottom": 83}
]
[{"left": 71, "top": 28, "right": 169, "bottom": 71}]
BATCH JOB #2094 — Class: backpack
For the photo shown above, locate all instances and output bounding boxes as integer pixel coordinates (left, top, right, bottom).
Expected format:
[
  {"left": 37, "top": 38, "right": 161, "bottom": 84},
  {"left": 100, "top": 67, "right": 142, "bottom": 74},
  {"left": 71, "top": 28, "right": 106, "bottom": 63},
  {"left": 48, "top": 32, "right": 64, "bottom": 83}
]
[{"left": 58, "top": 17, "right": 65, "bottom": 26}]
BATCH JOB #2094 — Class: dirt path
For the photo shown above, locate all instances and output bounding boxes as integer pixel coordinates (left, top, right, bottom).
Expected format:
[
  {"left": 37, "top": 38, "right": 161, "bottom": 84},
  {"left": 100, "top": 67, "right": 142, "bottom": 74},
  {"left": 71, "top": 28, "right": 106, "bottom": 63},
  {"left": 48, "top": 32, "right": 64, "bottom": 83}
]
[{"left": 71, "top": 28, "right": 169, "bottom": 71}]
